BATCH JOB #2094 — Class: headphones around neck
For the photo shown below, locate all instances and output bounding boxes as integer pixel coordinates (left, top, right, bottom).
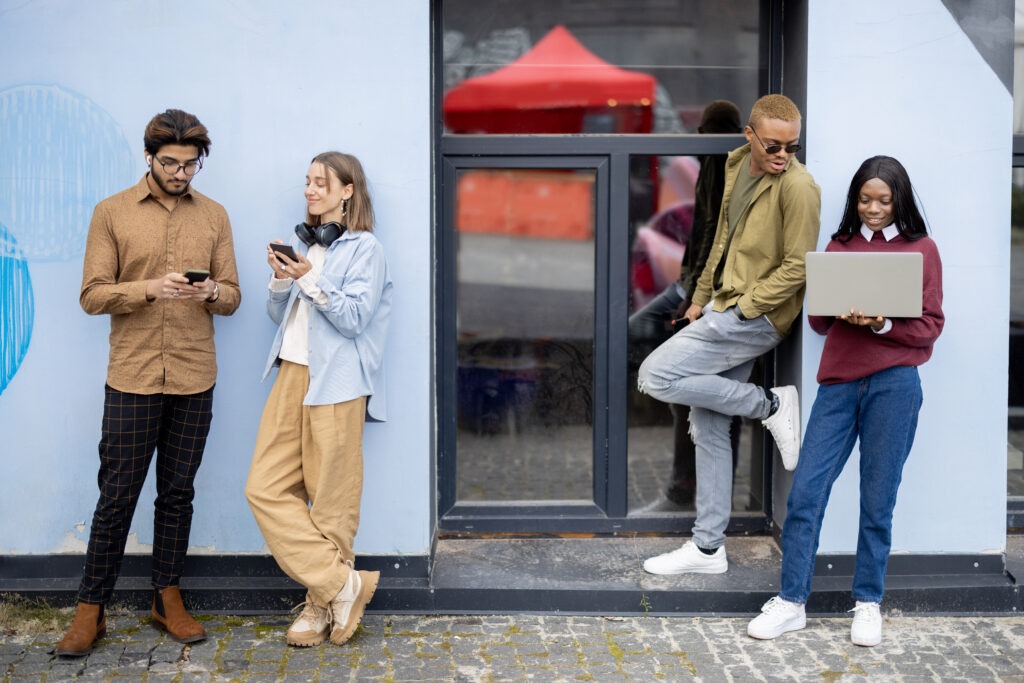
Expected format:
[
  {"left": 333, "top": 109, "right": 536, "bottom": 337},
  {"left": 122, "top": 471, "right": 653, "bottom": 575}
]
[{"left": 294, "top": 221, "right": 346, "bottom": 248}]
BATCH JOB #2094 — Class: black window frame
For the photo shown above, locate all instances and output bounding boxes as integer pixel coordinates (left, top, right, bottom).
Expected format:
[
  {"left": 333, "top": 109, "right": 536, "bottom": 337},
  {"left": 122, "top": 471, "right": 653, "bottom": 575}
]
[{"left": 432, "top": 0, "right": 792, "bottom": 535}]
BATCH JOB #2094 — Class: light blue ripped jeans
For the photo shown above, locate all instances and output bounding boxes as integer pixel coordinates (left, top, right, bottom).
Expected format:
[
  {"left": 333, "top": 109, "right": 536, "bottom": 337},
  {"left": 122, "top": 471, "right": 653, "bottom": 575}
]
[{"left": 637, "top": 305, "right": 781, "bottom": 548}]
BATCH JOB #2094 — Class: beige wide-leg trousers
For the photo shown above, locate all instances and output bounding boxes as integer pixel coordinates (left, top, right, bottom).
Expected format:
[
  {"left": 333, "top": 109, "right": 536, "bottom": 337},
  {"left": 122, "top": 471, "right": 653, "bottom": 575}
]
[{"left": 246, "top": 361, "right": 366, "bottom": 607}]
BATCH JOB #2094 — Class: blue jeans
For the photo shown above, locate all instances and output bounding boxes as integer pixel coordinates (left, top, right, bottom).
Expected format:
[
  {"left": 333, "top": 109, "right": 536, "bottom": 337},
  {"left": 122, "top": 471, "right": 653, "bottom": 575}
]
[
  {"left": 779, "top": 365, "right": 922, "bottom": 605},
  {"left": 637, "top": 306, "right": 780, "bottom": 547}
]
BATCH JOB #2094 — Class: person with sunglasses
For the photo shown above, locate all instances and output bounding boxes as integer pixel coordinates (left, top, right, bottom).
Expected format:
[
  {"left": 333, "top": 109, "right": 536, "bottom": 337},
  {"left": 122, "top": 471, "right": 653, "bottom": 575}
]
[
  {"left": 60, "top": 109, "right": 241, "bottom": 656},
  {"left": 638, "top": 94, "right": 820, "bottom": 575}
]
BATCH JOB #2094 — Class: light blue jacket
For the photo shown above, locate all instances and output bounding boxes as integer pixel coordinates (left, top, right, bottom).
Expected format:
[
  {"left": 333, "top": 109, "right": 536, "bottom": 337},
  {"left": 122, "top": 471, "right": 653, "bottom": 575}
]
[{"left": 261, "top": 229, "right": 392, "bottom": 421}]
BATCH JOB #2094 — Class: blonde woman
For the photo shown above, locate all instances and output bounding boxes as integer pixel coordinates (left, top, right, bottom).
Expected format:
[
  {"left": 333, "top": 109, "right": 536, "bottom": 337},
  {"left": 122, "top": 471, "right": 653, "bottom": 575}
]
[{"left": 246, "top": 151, "right": 392, "bottom": 647}]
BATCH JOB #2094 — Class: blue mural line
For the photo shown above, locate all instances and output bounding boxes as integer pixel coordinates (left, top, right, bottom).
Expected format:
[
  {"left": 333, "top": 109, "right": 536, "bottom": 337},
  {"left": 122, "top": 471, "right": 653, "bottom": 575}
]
[{"left": 0, "top": 224, "right": 33, "bottom": 396}]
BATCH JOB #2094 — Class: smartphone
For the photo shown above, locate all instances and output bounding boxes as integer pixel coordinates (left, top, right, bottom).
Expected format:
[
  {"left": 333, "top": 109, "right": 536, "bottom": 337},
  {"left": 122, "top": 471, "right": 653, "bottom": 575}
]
[
  {"left": 269, "top": 242, "right": 297, "bottom": 261},
  {"left": 184, "top": 269, "right": 210, "bottom": 284}
]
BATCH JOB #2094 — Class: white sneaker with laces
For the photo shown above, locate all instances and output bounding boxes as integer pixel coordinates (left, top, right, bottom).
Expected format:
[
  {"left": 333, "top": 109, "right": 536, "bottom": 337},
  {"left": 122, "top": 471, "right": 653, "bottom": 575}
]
[
  {"left": 285, "top": 598, "right": 330, "bottom": 647},
  {"left": 747, "top": 596, "right": 806, "bottom": 639},
  {"left": 642, "top": 540, "right": 727, "bottom": 575},
  {"left": 850, "top": 601, "right": 882, "bottom": 646},
  {"left": 762, "top": 386, "right": 800, "bottom": 470}
]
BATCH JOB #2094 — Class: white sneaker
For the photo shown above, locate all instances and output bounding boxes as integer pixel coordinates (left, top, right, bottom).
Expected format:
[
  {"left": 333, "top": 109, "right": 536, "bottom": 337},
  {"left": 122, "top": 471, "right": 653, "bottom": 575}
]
[
  {"left": 850, "top": 601, "right": 882, "bottom": 646},
  {"left": 285, "top": 597, "right": 330, "bottom": 647},
  {"left": 762, "top": 386, "right": 800, "bottom": 470},
  {"left": 643, "top": 541, "right": 727, "bottom": 575},
  {"left": 747, "top": 596, "right": 806, "bottom": 639},
  {"left": 329, "top": 561, "right": 380, "bottom": 645}
]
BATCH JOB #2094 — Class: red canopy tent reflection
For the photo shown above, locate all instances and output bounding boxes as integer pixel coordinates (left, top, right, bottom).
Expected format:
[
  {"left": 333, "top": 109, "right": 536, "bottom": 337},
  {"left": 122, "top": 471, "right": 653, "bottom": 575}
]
[{"left": 444, "top": 25, "right": 656, "bottom": 134}]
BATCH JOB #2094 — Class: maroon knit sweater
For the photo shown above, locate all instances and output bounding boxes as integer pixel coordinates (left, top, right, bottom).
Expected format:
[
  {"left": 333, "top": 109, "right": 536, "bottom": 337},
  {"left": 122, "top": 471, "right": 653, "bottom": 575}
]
[{"left": 808, "top": 231, "right": 944, "bottom": 385}]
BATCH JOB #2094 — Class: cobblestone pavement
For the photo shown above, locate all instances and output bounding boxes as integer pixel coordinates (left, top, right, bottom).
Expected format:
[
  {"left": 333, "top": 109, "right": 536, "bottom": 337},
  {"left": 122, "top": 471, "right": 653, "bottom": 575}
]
[{"left": 4, "top": 612, "right": 1024, "bottom": 682}]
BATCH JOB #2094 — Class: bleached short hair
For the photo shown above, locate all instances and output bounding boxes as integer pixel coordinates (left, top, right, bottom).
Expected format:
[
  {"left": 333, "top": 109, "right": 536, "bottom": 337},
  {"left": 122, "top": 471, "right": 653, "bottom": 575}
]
[{"left": 748, "top": 94, "right": 801, "bottom": 126}]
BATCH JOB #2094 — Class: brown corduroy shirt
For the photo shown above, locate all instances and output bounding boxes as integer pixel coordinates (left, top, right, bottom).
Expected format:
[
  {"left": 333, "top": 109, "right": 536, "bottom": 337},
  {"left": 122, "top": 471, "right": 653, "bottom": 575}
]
[{"left": 80, "top": 175, "right": 241, "bottom": 395}]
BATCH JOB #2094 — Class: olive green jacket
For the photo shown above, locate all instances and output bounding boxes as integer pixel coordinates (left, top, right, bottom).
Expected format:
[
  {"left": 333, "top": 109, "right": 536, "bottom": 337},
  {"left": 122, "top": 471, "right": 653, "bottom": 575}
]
[{"left": 691, "top": 144, "right": 821, "bottom": 336}]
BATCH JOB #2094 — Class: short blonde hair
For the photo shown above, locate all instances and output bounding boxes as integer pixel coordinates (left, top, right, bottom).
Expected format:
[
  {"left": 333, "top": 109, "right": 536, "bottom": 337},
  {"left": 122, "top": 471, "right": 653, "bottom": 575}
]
[{"left": 748, "top": 94, "right": 801, "bottom": 126}]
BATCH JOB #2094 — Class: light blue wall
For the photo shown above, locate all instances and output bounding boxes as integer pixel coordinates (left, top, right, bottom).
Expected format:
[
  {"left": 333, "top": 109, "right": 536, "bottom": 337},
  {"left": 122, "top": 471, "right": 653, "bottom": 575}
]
[
  {"left": 804, "top": 1, "right": 1010, "bottom": 554},
  {"left": 0, "top": 1, "right": 432, "bottom": 556},
  {"left": 0, "top": 0, "right": 1011, "bottom": 562}
]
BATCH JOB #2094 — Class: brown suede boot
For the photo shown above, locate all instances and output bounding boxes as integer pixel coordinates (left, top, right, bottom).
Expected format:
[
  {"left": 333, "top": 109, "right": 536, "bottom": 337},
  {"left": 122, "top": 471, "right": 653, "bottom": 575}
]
[
  {"left": 151, "top": 586, "right": 206, "bottom": 643},
  {"left": 55, "top": 602, "right": 106, "bottom": 657}
]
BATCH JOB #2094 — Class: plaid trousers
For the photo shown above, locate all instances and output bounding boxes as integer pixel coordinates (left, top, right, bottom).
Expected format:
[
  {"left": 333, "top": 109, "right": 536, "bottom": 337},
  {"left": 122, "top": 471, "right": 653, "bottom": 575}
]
[{"left": 78, "top": 384, "right": 214, "bottom": 604}]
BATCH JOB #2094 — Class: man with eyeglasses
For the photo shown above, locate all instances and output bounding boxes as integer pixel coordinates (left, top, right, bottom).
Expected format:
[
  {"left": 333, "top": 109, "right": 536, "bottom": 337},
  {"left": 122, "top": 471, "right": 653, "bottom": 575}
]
[
  {"left": 58, "top": 109, "right": 240, "bottom": 656},
  {"left": 638, "top": 94, "right": 820, "bottom": 575}
]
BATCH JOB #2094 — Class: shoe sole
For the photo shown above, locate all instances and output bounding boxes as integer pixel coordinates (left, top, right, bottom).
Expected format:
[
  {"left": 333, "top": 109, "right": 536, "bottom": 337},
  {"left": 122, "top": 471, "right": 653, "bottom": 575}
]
[
  {"left": 150, "top": 616, "right": 207, "bottom": 644},
  {"left": 747, "top": 617, "right": 806, "bottom": 640},
  {"left": 287, "top": 629, "right": 328, "bottom": 647},
  {"left": 773, "top": 387, "right": 801, "bottom": 470},
  {"left": 851, "top": 635, "right": 881, "bottom": 647},
  {"left": 55, "top": 626, "right": 107, "bottom": 657},
  {"left": 330, "top": 570, "right": 379, "bottom": 646},
  {"left": 643, "top": 562, "right": 728, "bottom": 575}
]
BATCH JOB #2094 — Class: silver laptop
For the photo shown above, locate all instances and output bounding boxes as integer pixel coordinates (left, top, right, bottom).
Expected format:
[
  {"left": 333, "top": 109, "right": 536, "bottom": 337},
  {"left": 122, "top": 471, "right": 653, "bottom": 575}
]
[{"left": 804, "top": 251, "right": 923, "bottom": 318}]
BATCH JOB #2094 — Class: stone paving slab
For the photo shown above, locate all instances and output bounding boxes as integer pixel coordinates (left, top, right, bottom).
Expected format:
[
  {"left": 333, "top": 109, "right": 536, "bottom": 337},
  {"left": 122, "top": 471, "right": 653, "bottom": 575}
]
[{"left": 4, "top": 612, "right": 1024, "bottom": 682}]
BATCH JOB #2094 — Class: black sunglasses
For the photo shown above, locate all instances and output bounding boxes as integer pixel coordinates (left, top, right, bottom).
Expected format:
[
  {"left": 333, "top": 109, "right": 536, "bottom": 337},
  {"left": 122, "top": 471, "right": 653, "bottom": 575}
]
[{"left": 749, "top": 124, "right": 802, "bottom": 155}]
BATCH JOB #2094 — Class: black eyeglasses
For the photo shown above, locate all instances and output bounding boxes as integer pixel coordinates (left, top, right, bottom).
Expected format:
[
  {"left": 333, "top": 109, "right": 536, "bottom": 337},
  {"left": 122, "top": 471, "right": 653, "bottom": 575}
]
[
  {"left": 154, "top": 155, "right": 203, "bottom": 177},
  {"left": 749, "top": 125, "right": 802, "bottom": 155}
]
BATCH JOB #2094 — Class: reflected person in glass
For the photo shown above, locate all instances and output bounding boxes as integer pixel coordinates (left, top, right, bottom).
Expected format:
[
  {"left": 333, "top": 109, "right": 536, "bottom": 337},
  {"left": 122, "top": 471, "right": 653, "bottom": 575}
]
[{"left": 630, "top": 99, "right": 743, "bottom": 513}]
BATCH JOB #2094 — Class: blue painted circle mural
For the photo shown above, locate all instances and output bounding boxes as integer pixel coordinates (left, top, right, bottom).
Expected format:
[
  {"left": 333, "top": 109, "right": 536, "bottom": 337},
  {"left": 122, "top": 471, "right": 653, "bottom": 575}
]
[
  {"left": 0, "top": 84, "right": 135, "bottom": 261},
  {"left": 0, "top": 224, "right": 32, "bottom": 396}
]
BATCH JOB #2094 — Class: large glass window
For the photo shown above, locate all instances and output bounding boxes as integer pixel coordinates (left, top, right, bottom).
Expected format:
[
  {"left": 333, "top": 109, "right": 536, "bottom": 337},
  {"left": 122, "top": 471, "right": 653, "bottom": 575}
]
[
  {"left": 437, "top": 0, "right": 772, "bottom": 531},
  {"left": 1009, "top": 0, "right": 1024, "bottom": 505}
]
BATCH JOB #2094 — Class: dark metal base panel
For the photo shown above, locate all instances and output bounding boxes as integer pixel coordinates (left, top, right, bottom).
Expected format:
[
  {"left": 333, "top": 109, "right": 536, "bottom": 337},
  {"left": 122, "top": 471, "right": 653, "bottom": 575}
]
[{"left": 2, "top": 536, "right": 1021, "bottom": 616}]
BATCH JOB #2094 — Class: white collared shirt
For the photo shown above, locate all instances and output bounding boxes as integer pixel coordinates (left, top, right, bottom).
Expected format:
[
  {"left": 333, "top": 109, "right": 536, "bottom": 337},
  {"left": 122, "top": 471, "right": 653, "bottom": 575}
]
[{"left": 859, "top": 222, "right": 899, "bottom": 242}]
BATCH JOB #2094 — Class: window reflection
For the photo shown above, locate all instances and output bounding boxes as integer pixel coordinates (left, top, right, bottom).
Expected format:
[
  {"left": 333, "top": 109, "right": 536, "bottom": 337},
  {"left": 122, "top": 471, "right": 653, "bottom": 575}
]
[
  {"left": 445, "top": 26, "right": 655, "bottom": 135},
  {"left": 455, "top": 169, "right": 596, "bottom": 502},
  {"left": 443, "top": 0, "right": 760, "bottom": 136}
]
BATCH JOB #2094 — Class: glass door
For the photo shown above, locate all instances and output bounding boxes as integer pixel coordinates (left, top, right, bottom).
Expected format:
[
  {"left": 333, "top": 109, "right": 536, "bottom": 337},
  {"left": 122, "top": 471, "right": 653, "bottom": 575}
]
[
  {"left": 454, "top": 165, "right": 599, "bottom": 503},
  {"left": 438, "top": 155, "right": 613, "bottom": 529}
]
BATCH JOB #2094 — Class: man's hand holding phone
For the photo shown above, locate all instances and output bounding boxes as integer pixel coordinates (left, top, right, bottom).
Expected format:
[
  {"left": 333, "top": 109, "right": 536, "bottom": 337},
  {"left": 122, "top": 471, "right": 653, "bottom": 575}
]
[
  {"left": 683, "top": 302, "right": 703, "bottom": 324},
  {"left": 182, "top": 269, "right": 219, "bottom": 301},
  {"left": 145, "top": 270, "right": 217, "bottom": 302},
  {"left": 669, "top": 299, "right": 693, "bottom": 332}
]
